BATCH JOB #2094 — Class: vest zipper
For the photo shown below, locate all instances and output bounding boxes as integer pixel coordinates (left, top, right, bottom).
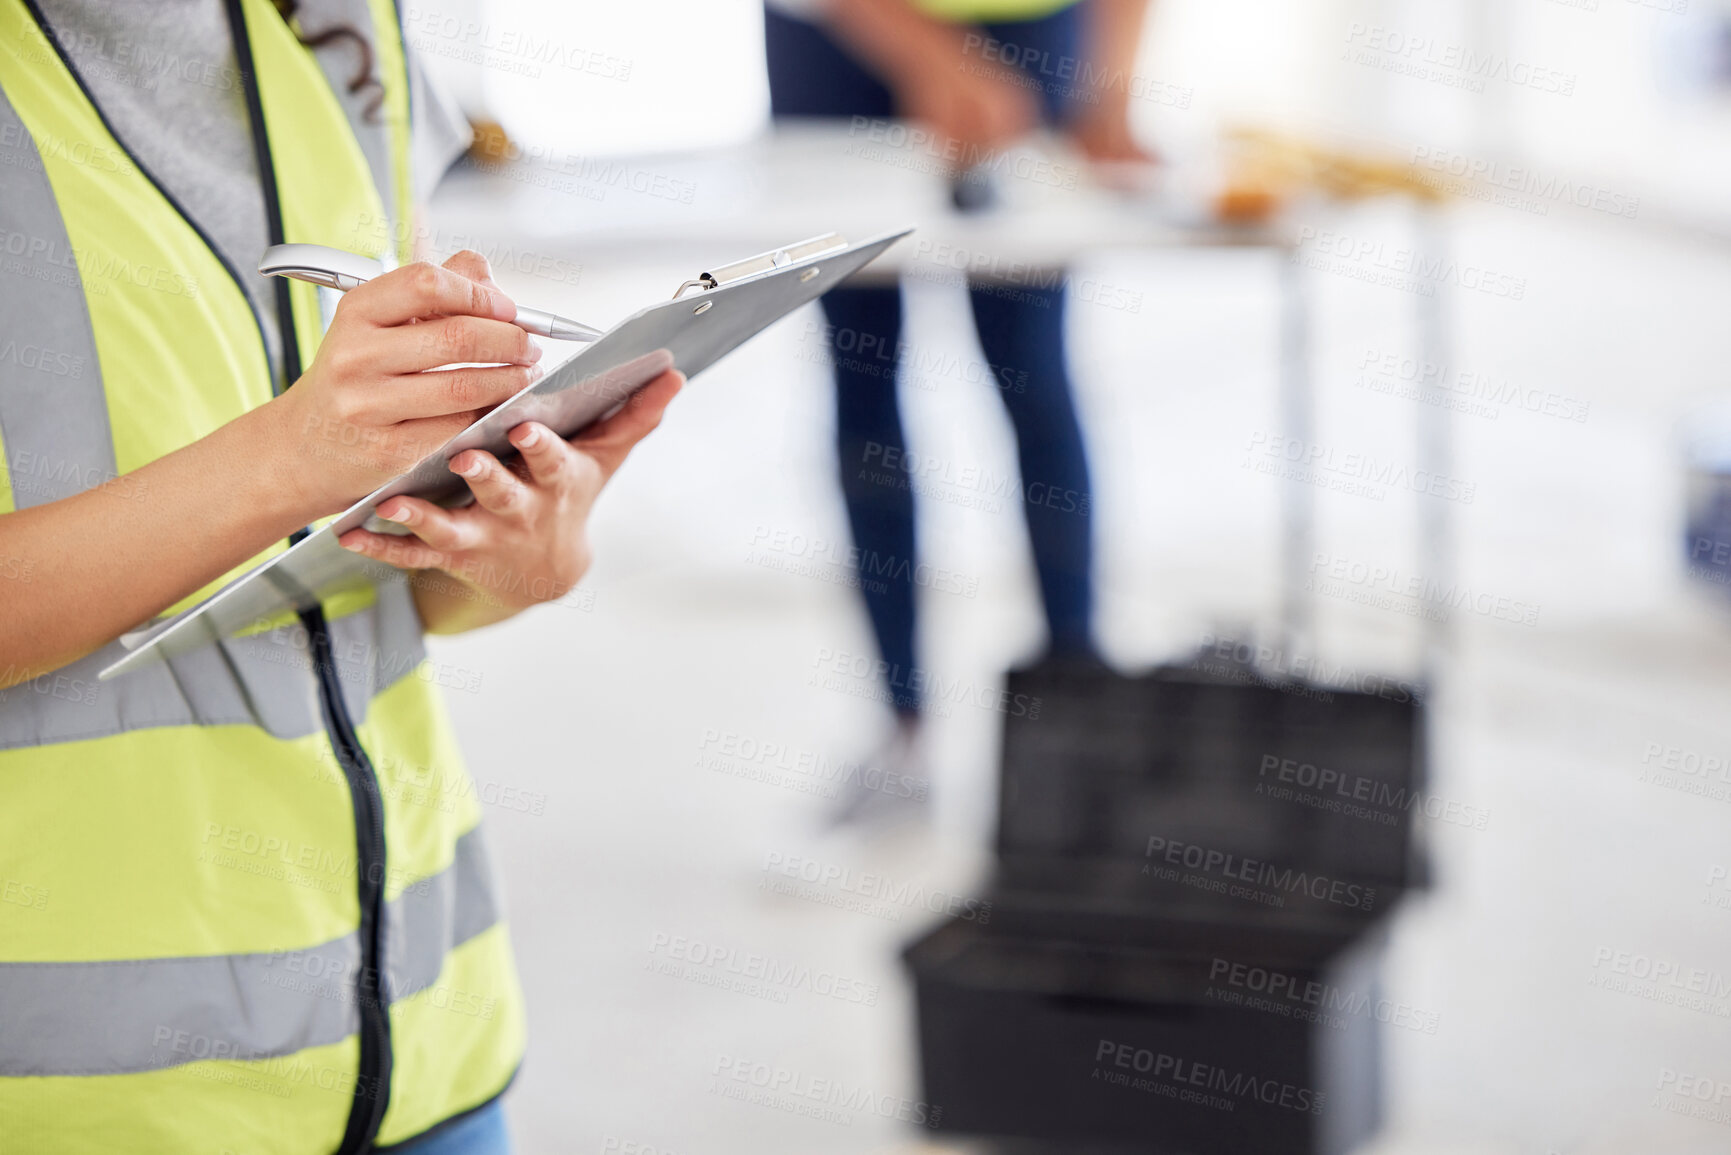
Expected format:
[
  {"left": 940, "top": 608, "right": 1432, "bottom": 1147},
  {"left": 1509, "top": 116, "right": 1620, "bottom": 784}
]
[
  {"left": 222, "top": 3, "right": 396, "bottom": 1150},
  {"left": 304, "top": 604, "right": 395, "bottom": 1151}
]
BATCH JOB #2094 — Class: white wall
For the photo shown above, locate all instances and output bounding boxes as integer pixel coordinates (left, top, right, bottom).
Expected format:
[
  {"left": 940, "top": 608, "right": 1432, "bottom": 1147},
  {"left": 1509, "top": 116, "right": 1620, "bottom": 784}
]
[{"left": 410, "top": 0, "right": 1731, "bottom": 222}]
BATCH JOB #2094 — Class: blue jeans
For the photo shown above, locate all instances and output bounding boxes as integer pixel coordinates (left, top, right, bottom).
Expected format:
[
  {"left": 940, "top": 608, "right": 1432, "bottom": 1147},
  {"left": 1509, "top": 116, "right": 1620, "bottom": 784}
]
[
  {"left": 765, "top": 7, "right": 1098, "bottom": 713},
  {"left": 386, "top": 1101, "right": 511, "bottom": 1155}
]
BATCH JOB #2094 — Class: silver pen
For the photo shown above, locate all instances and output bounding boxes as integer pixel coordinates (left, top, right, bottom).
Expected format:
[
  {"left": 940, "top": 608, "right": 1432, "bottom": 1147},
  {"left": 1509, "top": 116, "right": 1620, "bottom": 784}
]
[{"left": 258, "top": 242, "right": 604, "bottom": 342}]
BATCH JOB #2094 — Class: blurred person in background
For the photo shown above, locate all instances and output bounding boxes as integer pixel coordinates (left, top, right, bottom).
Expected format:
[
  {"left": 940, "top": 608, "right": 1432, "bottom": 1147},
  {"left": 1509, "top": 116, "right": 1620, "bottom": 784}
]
[{"left": 764, "top": 0, "right": 1153, "bottom": 822}]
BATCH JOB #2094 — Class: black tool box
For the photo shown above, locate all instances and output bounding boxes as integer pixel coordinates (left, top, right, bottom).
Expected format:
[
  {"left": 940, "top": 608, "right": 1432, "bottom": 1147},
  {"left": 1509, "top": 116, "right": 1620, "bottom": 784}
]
[{"left": 904, "top": 655, "right": 1426, "bottom": 1154}]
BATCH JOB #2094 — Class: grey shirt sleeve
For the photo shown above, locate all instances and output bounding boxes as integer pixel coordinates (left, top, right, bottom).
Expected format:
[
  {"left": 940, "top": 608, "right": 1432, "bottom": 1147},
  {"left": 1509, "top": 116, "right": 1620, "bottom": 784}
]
[{"left": 406, "top": 43, "right": 473, "bottom": 208}]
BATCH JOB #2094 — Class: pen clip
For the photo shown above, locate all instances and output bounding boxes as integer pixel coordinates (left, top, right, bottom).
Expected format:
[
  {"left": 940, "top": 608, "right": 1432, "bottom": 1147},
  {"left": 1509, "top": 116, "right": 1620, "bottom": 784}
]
[{"left": 259, "top": 243, "right": 384, "bottom": 291}]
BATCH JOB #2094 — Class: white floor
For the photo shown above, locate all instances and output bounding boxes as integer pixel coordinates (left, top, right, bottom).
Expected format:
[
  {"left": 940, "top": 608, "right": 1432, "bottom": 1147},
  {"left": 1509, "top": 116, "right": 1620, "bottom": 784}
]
[{"left": 426, "top": 174, "right": 1731, "bottom": 1154}]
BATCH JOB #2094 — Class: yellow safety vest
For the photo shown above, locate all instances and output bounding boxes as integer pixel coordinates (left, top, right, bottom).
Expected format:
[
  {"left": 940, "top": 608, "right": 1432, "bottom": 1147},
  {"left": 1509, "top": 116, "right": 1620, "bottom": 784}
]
[
  {"left": 0, "top": 1, "right": 524, "bottom": 1151},
  {"left": 911, "top": 0, "right": 1080, "bottom": 24}
]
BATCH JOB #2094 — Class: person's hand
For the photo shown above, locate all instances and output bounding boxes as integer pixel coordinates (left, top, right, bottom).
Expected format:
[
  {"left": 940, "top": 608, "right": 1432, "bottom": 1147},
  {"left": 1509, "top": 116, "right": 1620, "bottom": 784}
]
[
  {"left": 264, "top": 250, "right": 544, "bottom": 521},
  {"left": 891, "top": 36, "right": 1037, "bottom": 158},
  {"left": 333, "top": 369, "right": 685, "bottom": 617},
  {"left": 1068, "top": 93, "right": 1154, "bottom": 165}
]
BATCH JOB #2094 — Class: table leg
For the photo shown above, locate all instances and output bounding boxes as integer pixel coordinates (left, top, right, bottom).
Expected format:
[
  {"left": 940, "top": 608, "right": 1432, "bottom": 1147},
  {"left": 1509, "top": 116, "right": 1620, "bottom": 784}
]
[
  {"left": 1414, "top": 205, "right": 1455, "bottom": 677},
  {"left": 1279, "top": 245, "right": 1315, "bottom": 664}
]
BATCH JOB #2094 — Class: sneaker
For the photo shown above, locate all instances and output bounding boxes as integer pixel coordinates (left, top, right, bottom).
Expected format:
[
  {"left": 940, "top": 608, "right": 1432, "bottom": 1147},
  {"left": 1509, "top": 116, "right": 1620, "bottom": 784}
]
[{"left": 825, "top": 713, "right": 931, "bottom": 829}]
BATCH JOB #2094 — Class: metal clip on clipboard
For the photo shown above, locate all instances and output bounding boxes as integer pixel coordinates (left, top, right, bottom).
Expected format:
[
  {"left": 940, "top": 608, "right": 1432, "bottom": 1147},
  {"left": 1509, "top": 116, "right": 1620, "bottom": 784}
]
[{"left": 671, "top": 233, "right": 850, "bottom": 302}]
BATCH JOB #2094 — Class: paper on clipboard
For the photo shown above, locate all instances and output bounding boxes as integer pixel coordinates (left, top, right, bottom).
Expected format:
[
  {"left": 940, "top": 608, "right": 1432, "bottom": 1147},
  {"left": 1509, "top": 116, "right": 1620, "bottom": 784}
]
[{"left": 100, "top": 227, "right": 913, "bottom": 680}]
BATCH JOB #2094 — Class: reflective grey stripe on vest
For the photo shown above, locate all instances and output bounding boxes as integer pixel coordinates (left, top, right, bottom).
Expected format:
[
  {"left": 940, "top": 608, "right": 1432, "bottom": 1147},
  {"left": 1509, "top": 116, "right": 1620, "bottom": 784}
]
[
  {"left": 0, "top": 83, "right": 116, "bottom": 510},
  {"left": 0, "top": 824, "right": 500, "bottom": 1077},
  {"left": 385, "top": 814, "right": 501, "bottom": 1003},
  {"left": 0, "top": 576, "right": 426, "bottom": 750}
]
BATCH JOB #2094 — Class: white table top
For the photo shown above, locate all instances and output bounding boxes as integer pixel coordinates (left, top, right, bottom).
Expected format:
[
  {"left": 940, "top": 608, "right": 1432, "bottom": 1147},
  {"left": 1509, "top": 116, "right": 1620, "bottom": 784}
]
[{"left": 431, "top": 123, "right": 1292, "bottom": 285}]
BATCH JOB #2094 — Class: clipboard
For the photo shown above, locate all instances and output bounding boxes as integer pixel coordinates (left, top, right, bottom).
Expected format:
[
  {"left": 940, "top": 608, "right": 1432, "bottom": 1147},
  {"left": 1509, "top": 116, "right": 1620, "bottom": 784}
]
[{"left": 100, "top": 227, "right": 913, "bottom": 680}]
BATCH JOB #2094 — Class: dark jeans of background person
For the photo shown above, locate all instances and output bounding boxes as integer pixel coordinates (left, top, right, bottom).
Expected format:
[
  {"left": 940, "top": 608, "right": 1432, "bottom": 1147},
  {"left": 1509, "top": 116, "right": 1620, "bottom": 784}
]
[{"left": 765, "top": 5, "right": 1097, "bottom": 716}]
